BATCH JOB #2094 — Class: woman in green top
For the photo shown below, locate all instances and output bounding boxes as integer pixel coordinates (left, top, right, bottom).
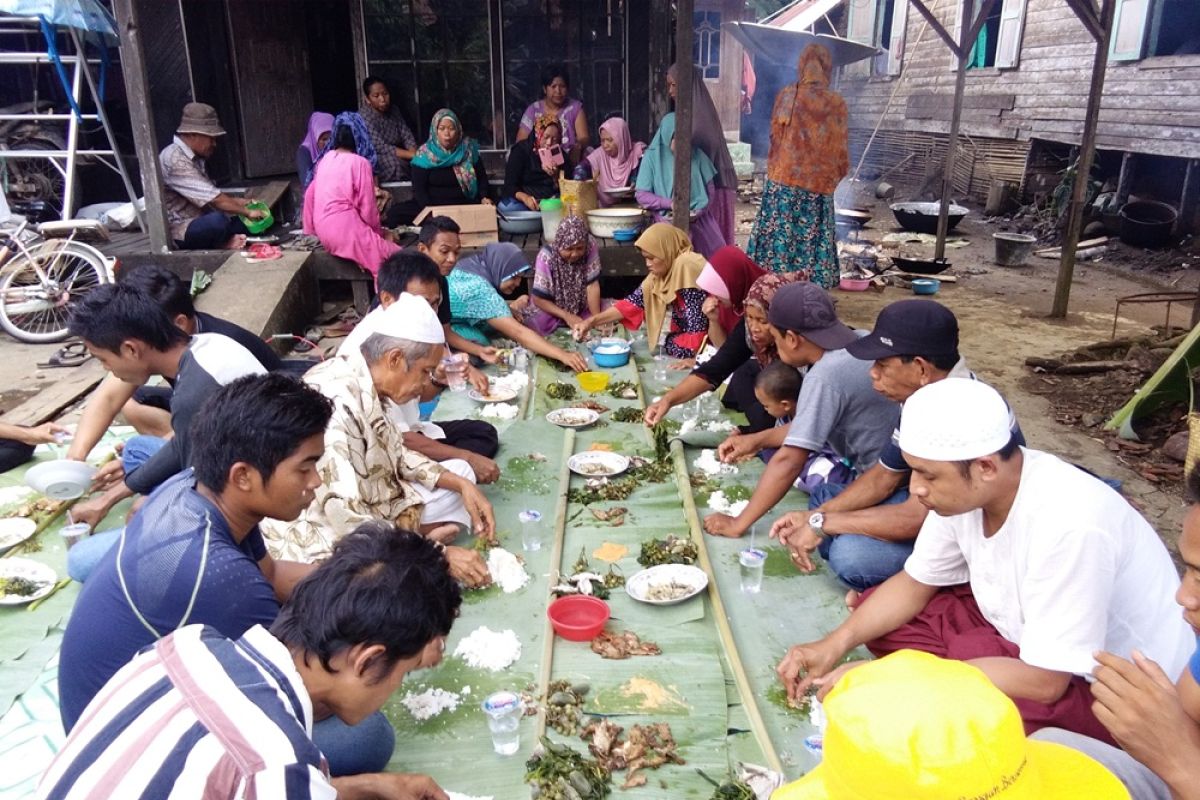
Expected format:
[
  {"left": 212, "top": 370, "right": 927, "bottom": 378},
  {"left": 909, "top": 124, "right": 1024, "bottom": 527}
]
[{"left": 448, "top": 243, "right": 587, "bottom": 373}]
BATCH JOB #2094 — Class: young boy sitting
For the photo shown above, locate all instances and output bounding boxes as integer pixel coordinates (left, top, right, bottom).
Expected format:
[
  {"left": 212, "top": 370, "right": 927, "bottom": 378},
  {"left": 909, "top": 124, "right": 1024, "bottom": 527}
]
[{"left": 753, "top": 360, "right": 801, "bottom": 429}]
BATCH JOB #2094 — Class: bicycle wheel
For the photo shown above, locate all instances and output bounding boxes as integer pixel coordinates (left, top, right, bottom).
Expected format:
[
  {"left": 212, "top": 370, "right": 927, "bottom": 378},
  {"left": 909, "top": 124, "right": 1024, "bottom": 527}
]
[{"left": 0, "top": 240, "right": 110, "bottom": 343}]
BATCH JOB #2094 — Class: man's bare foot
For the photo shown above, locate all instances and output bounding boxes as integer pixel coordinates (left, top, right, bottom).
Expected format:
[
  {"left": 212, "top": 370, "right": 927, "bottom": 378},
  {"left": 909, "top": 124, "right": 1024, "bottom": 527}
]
[
  {"left": 845, "top": 589, "right": 861, "bottom": 611},
  {"left": 223, "top": 233, "right": 247, "bottom": 250},
  {"left": 420, "top": 522, "right": 460, "bottom": 544}
]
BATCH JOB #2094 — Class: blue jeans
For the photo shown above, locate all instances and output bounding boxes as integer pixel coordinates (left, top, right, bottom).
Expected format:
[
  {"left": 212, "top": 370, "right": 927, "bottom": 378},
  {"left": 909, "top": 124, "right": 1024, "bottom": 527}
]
[
  {"left": 66, "top": 435, "right": 166, "bottom": 583},
  {"left": 178, "top": 211, "right": 249, "bottom": 250},
  {"left": 809, "top": 481, "right": 915, "bottom": 591},
  {"left": 313, "top": 712, "right": 396, "bottom": 776}
]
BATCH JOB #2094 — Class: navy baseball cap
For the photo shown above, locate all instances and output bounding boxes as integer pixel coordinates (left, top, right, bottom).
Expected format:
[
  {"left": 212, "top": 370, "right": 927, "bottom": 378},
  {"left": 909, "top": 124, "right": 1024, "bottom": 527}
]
[{"left": 846, "top": 299, "right": 959, "bottom": 361}]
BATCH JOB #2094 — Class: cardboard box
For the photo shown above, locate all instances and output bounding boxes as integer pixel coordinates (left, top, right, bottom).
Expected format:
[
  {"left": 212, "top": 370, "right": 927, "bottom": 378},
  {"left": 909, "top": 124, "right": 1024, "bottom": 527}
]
[{"left": 413, "top": 204, "right": 498, "bottom": 247}]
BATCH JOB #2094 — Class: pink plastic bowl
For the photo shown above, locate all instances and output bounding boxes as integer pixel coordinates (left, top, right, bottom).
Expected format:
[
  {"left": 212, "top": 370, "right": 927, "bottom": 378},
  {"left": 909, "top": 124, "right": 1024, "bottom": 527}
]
[
  {"left": 547, "top": 595, "right": 610, "bottom": 641},
  {"left": 838, "top": 277, "right": 871, "bottom": 292}
]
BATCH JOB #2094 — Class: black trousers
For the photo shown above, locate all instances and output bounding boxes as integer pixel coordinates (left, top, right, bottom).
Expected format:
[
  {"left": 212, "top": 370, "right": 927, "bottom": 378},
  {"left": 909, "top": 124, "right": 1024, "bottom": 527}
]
[
  {"left": 0, "top": 439, "right": 35, "bottom": 474},
  {"left": 438, "top": 419, "right": 500, "bottom": 459}
]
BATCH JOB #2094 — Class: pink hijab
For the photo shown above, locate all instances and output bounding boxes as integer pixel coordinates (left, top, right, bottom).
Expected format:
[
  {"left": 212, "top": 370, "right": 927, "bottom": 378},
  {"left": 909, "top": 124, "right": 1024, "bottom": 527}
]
[{"left": 586, "top": 117, "right": 646, "bottom": 193}]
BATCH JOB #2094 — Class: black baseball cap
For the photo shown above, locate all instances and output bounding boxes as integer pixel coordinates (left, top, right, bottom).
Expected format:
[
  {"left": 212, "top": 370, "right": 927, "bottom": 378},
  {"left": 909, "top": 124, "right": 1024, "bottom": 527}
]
[
  {"left": 767, "top": 282, "right": 858, "bottom": 351},
  {"left": 846, "top": 299, "right": 959, "bottom": 361}
]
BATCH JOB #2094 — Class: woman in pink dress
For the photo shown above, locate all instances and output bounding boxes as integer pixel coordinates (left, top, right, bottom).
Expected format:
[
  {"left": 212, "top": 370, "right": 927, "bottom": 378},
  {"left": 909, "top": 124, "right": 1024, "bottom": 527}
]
[{"left": 303, "top": 113, "right": 399, "bottom": 278}]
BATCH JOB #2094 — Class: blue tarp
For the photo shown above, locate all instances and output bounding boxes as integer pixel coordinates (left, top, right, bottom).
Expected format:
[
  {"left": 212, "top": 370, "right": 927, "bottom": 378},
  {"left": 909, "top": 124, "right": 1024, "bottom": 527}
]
[{"left": 0, "top": 0, "right": 116, "bottom": 37}]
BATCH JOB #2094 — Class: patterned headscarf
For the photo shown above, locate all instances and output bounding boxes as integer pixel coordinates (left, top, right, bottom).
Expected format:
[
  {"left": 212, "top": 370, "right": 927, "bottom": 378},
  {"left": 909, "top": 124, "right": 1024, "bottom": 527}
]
[
  {"left": 744, "top": 273, "right": 801, "bottom": 366},
  {"left": 456, "top": 242, "right": 531, "bottom": 289},
  {"left": 533, "top": 111, "right": 562, "bottom": 146},
  {"left": 305, "top": 111, "right": 377, "bottom": 188},
  {"left": 411, "top": 109, "right": 481, "bottom": 199},
  {"left": 542, "top": 215, "right": 595, "bottom": 314}
]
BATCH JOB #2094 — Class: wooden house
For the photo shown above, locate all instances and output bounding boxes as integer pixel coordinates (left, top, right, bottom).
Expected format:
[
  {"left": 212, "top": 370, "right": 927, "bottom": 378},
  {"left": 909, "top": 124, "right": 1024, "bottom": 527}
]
[{"left": 779, "top": 0, "right": 1198, "bottom": 226}]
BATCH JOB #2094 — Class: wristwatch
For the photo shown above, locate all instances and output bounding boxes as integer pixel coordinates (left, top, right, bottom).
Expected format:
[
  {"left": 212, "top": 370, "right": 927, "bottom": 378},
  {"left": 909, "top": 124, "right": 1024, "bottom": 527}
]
[{"left": 808, "top": 512, "right": 826, "bottom": 538}]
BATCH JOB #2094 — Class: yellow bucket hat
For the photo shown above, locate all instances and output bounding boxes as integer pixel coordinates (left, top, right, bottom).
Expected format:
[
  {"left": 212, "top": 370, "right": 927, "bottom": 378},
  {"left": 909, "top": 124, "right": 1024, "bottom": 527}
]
[{"left": 774, "top": 650, "right": 1129, "bottom": 800}]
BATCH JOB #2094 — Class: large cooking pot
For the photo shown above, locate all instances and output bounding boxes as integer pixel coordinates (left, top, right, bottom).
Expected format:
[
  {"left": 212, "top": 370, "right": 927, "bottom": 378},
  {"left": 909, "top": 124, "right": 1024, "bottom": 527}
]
[
  {"left": 890, "top": 201, "right": 969, "bottom": 234},
  {"left": 1118, "top": 200, "right": 1177, "bottom": 248}
]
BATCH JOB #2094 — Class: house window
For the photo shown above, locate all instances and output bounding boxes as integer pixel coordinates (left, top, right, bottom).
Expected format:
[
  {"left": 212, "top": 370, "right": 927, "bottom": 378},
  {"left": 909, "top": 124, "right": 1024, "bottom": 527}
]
[
  {"left": 846, "top": 0, "right": 908, "bottom": 77},
  {"left": 361, "top": 0, "right": 496, "bottom": 148},
  {"left": 1146, "top": 0, "right": 1200, "bottom": 56},
  {"left": 966, "top": 1, "right": 1003, "bottom": 68},
  {"left": 1112, "top": 0, "right": 1200, "bottom": 60},
  {"left": 693, "top": 11, "right": 721, "bottom": 79}
]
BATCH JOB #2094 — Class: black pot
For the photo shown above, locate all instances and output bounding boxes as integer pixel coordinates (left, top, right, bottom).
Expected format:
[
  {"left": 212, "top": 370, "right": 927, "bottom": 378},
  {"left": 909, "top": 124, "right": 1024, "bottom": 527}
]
[
  {"left": 891, "top": 255, "right": 951, "bottom": 275},
  {"left": 1118, "top": 201, "right": 1177, "bottom": 248},
  {"left": 890, "top": 202, "right": 969, "bottom": 235}
]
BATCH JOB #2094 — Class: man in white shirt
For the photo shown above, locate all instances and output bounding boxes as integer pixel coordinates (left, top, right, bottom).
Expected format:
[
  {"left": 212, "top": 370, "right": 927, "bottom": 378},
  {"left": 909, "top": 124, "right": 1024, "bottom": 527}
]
[{"left": 777, "top": 378, "right": 1192, "bottom": 743}]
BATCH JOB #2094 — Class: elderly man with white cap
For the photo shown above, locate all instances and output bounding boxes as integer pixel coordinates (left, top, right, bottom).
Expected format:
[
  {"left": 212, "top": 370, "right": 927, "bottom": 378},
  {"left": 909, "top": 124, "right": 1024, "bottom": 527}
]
[
  {"left": 160, "top": 102, "right": 267, "bottom": 250},
  {"left": 777, "top": 378, "right": 1191, "bottom": 744},
  {"left": 261, "top": 292, "right": 493, "bottom": 587}
]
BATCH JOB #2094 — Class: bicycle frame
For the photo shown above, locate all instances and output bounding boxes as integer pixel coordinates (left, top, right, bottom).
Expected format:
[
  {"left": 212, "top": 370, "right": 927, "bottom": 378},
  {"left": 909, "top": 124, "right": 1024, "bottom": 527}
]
[{"left": 0, "top": 221, "right": 114, "bottom": 316}]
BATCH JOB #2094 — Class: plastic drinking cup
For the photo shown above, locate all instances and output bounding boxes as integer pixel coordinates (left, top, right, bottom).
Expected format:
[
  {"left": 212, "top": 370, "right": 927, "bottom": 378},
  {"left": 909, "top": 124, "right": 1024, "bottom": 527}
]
[
  {"left": 519, "top": 509, "right": 544, "bottom": 552},
  {"left": 739, "top": 548, "right": 766, "bottom": 594},
  {"left": 482, "top": 691, "right": 523, "bottom": 755},
  {"left": 60, "top": 522, "right": 89, "bottom": 550}
]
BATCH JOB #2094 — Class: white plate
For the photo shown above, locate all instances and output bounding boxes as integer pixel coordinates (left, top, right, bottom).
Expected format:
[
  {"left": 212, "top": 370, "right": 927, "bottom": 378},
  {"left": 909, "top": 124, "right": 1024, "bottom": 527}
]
[
  {"left": 0, "top": 557, "right": 56, "bottom": 605},
  {"left": 626, "top": 564, "right": 709, "bottom": 605},
  {"left": 546, "top": 408, "right": 600, "bottom": 429},
  {"left": 567, "top": 451, "right": 629, "bottom": 477},
  {"left": 468, "top": 387, "right": 518, "bottom": 403},
  {"left": 0, "top": 517, "right": 37, "bottom": 550}
]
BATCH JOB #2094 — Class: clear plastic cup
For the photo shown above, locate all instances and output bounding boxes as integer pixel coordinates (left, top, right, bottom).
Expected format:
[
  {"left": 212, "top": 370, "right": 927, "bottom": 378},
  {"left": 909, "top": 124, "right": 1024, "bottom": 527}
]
[
  {"left": 481, "top": 691, "right": 523, "bottom": 755},
  {"left": 441, "top": 354, "right": 468, "bottom": 392},
  {"left": 60, "top": 522, "right": 89, "bottom": 550},
  {"left": 739, "top": 548, "right": 766, "bottom": 594},
  {"left": 518, "top": 509, "right": 544, "bottom": 552}
]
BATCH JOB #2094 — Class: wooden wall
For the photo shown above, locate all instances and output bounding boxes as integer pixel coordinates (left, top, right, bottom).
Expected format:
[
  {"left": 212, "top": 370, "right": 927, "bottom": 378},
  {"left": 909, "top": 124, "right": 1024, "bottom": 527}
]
[{"left": 840, "top": 0, "right": 1200, "bottom": 160}]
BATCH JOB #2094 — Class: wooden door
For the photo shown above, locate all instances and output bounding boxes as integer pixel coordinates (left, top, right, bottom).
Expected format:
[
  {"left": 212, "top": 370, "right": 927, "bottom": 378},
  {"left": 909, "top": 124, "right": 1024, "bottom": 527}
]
[{"left": 225, "top": 0, "right": 314, "bottom": 177}]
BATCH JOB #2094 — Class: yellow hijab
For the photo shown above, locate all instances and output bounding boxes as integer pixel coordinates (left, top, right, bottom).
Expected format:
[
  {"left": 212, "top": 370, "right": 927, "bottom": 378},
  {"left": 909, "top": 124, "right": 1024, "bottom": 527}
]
[{"left": 635, "top": 223, "right": 707, "bottom": 346}]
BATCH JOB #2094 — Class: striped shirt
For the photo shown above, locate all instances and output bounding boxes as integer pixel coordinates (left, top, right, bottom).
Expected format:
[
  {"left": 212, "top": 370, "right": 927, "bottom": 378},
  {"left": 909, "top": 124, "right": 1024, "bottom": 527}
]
[{"left": 39, "top": 625, "right": 335, "bottom": 800}]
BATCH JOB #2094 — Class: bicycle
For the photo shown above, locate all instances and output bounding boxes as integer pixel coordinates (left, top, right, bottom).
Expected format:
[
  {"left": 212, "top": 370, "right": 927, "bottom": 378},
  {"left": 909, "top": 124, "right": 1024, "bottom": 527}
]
[{"left": 0, "top": 219, "right": 114, "bottom": 343}]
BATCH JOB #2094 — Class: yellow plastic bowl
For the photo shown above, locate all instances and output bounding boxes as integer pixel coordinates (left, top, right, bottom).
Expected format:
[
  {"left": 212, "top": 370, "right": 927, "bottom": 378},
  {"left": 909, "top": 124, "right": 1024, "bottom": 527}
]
[{"left": 577, "top": 371, "right": 610, "bottom": 393}]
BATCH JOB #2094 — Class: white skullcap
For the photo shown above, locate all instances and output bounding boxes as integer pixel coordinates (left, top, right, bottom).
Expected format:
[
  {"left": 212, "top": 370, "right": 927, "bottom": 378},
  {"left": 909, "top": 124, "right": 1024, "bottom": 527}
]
[
  {"left": 371, "top": 292, "right": 445, "bottom": 345},
  {"left": 898, "top": 378, "right": 1012, "bottom": 461}
]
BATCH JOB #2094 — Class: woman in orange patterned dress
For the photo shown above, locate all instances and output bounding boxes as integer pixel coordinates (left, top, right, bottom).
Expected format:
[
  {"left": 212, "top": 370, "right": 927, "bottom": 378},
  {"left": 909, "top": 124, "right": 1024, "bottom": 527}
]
[{"left": 746, "top": 44, "right": 849, "bottom": 287}]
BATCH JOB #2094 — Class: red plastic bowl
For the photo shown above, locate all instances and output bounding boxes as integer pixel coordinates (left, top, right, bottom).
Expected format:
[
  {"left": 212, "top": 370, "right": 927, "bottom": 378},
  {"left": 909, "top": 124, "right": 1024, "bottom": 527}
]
[{"left": 547, "top": 595, "right": 610, "bottom": 641}]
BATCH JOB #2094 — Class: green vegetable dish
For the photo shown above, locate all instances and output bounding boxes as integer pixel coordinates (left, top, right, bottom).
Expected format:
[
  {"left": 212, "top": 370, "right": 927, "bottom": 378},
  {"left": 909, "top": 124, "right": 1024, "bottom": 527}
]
[{"left": 637, "top": 535, "right": 699, "bottom": 567}]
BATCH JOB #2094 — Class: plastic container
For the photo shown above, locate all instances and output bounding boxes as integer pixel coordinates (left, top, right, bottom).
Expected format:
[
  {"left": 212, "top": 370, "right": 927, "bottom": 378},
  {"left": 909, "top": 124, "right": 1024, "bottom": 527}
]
[
  {"left": 612, "top": 228, "right": 639, "bottom": 243},
  {"left": 540, "top": 198, "right": 564, "bottom": 242},
  {"left": 547, "top": 595, "right": 610, "bottom": 641},
  {"left": 577, "top": 371, "right": 610, "bottom": 393},
  {"left": 481, "top": 691, "right": 523, "bottom": 755},
  {"left": 992, "top": 232, "right": 1037, "bottom": 267},
  {"left": 912, "top": 278, "right": 941, "bottom": 295},
  {"left": 592, "top": 343, "right": 631, "bottom": 368},
  {"left": 25, "top": 460, "right": 96, "bottom": 500},
  {"left": 1118, "top": 200, "right": 1178, "bottom": 248},
  {"left": 60, "top": 522, "right": 89, "bottom": 549},
  {"left": 518, "top": 509, "right": 544, "bottom": 552},
  {"left": 239, "top": 201, "right": 274, "bottom": 234},
  {"left": 838, "top": 277, "right": 870, "bottom": 292}
]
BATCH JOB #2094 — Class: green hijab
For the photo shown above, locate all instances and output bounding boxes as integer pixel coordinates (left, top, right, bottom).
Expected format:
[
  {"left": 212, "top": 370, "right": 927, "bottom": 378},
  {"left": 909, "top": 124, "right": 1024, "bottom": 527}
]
[{"left": 635, "top": 112, "right": 717, "bottom": 212}]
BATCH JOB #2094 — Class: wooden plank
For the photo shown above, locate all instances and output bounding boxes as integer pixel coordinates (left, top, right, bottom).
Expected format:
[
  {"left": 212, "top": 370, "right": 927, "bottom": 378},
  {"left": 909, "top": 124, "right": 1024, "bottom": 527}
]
[
  {"left": 112, "top": 0, "right": 171, "bottom": 254},
  {"left": 907, "top": 0, "right": 964, "bottom": 58},
  {"left": 4, "top": 361, "right": 106, "bottom": 427},
  {"left": 1062, "top": 0, "right": 1104, "bottom": 40}
]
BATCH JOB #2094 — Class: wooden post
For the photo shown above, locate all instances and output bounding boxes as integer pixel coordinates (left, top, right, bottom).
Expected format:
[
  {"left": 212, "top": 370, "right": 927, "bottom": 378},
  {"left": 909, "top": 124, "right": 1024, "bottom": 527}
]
[
  {"left": 1114, "top": 151, "right": 1135, "bottom": 208},
  {"left": 672, "top": 0, "right": 694, "bottom": 235},
  {"left": 1050, "top": 0, "right": 1117, "bottom": 318},
  {"left": 113, "top": 0, "right": 171, "bottom": 253},
  {"left": 934, "top": 0, "right": 972, "bottom": 261}
]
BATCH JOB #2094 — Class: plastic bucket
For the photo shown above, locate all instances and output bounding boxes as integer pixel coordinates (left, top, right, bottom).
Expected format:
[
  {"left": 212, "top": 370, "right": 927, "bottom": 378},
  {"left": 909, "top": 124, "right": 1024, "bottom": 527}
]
[{"left": 993, "top": 232, "right": 1037, "bottom": 267}]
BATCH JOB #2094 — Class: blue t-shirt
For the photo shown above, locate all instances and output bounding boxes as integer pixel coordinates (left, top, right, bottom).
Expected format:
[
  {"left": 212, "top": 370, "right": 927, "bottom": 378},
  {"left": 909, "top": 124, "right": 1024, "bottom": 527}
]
[{"left": 58, "top": 470, "right": 279, "bottom": 731}]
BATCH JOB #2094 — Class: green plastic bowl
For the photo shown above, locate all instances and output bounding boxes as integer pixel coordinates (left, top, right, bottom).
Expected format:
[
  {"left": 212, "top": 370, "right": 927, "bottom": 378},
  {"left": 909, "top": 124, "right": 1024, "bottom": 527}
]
[{"left": 240, "top": 201, "right": 274, "bottom": 234}]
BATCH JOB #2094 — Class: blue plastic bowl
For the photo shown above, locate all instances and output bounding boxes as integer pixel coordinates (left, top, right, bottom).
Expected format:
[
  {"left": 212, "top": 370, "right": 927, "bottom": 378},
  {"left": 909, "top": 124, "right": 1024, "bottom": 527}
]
[
  {"left": 593, "top": 343, "right": 631, "bottom": 368},
  {"left": 612, "top": 228, "right": 640, "bottom": 243},
  {"left": 912, "top": 278, "right": 941, "bottom": 295}
]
